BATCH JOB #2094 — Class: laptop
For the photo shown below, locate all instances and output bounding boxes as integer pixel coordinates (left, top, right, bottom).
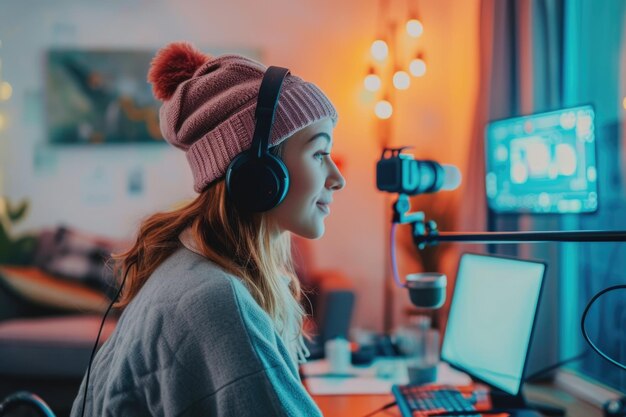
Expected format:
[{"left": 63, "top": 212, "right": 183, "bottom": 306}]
[{"left": 393, "top": 252, "right": 546, "bottom": 415}]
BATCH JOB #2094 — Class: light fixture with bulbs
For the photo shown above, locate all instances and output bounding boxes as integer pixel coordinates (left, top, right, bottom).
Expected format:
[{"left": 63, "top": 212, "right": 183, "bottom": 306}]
[{"left": 364, "top": 0, "right": 427, "bottom": 120}]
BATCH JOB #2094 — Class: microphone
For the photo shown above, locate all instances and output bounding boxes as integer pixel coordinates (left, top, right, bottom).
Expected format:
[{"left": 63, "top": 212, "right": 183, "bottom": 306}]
[{"left": 376, "top": 147, "right": 462, "bottom": 195}]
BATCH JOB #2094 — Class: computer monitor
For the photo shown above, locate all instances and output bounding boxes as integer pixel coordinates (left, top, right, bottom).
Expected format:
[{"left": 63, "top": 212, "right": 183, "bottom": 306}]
[
  {"left": 485, "top": 105, "right": 598, "bottom": 213},
  {"left": 440, "top": 253, "right": 546, "bottom": 397}
]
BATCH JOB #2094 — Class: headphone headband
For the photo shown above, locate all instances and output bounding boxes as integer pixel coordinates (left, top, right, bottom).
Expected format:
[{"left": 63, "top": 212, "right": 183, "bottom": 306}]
[{"left": 252, "top": 66, "right": 290, "bottom": 158}]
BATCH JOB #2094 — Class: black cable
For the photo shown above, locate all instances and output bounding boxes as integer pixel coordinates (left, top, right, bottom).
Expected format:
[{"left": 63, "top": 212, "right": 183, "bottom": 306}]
[
  {"left": 361, "top": 400, "right": 397, "bottom": 417},
  {"left": 80, "top": 262, "right": 135, "bottom": 417},
  {"left": 0, "top": 391, "right": 56, "bottom": 417},
  {"left": 581, "top": 284, "right": 626, "bottom": 372}
]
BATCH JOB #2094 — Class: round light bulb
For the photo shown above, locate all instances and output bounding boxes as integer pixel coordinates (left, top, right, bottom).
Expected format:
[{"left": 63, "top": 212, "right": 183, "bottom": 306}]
[
  {"left": 371, "top": 40, "right": 389, "bottom": 61},
  {"left": 406, "top": 19, "right": 424, "bottom": 38},
  {"left": 393, "top": 71, "right": 411, "bottom": 90},
  {"left": 374, "top": 100, "right": 393, "bottom": 119},
  {"left": 364, "top": 74, "right": 382, "bottom": 92},
  {"left": 623, "top": 97, "right": 626, "bottom": 110},
  {"left": 409, "top": 58, "right": 427, "bottom": 77},
  {"left": 0, "top": 81, "right": 12, "bottom": 101}
]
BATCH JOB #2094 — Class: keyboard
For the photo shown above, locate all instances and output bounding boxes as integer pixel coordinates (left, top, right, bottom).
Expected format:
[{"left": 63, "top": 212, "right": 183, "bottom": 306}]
[{"left": 392, "top": 384, "right": 479, "bottom": 417}]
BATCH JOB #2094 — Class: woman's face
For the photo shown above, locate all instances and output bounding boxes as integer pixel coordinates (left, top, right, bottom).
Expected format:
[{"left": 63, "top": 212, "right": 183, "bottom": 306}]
[{"left": 267, "top": 118, "right": 345, "bottom": 239}]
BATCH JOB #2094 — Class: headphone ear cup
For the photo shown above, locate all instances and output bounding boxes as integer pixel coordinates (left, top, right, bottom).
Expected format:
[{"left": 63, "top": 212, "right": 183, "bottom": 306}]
[{"left": 226, "top": 152, "right": 289, "bottom": 212}]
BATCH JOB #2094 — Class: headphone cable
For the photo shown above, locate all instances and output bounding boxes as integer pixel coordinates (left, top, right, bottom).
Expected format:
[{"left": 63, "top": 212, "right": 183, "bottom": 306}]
[
  {"left": 0, "top": 391, "right": 56, "bottom": 417},
  {"left": 80, "top": 262, "right": 135, "bottom": 417}
]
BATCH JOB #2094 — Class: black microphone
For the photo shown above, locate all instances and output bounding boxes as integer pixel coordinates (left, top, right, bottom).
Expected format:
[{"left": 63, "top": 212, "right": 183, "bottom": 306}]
[{"left": 376, "top": 147, "right": 462, "bottom": 195}]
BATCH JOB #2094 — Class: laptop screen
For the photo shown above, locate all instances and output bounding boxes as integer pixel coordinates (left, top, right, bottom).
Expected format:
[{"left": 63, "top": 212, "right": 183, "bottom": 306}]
[{"left": 440, "top": 253, "right": 546, "bottom": 396}]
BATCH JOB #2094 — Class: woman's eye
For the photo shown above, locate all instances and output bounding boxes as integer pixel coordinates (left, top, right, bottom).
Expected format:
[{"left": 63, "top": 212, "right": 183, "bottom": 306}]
[{"left": 314, "top": 152, "right": 330, "bottom": 161}]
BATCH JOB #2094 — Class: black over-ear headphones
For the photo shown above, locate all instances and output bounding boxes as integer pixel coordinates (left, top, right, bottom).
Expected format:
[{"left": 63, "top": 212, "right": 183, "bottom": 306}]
[{"left": 226, "top": 66, "right": 291, "bottom": 212}]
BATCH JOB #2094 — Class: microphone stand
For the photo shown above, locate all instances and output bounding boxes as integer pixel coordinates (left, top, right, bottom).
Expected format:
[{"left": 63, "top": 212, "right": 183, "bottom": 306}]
[
  {"left": 416, "top": 229, "right": 626, "bottom": 246},
  {"left": 392, "top": 194, "right": 626, "bottom": 247},
  {"left": 391, "top": 194, "right": 626, "bottom": 417}
]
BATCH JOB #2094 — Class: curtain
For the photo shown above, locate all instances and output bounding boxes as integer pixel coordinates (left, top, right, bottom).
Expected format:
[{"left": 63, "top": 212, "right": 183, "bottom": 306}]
[
  {"left": 461, "top": 0, "right": 626, "bottom": 390},
  {"left": 457, "top": 0, "right": 565, "bottom": 377}
]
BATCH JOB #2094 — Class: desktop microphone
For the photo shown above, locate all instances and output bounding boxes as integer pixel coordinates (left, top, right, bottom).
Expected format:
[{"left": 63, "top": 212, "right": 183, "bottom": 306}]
[{"left": 377, "top": 147, "right": 462, "bottom": 196}]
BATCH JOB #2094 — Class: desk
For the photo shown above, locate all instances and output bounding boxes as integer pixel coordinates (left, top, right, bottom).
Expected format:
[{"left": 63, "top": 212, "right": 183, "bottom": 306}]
[
  {"left": 303, "top": 358, "right": 603, "bottom": 416},
  {"left": 310, "top": 383, "right": 602, "bottom": 417},
  {"left": 312, "top": 393, "right": 396, "bottom": 416}
]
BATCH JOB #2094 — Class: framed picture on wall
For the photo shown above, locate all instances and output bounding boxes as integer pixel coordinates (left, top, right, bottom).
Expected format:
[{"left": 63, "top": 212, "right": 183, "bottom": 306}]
[{"left": 45, "top": 49, "right": 163, "bottom": 145}]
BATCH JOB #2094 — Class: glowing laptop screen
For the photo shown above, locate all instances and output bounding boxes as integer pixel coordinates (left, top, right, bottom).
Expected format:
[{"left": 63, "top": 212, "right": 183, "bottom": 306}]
[{"left": 441, "top": 253, "right": 545, "bottom": 396}]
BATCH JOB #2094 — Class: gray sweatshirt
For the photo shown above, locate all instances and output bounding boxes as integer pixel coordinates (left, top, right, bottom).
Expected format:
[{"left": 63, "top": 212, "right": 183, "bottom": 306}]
[{"left": 70, "top": 247, "right": 322, "bottom": 417}]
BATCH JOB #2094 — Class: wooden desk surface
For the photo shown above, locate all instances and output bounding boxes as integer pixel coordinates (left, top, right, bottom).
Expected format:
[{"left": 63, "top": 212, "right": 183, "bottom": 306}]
[
  {"left": 311, "top": 383, "right": 603, "bottom": 417},
  {"left": 312, "top": 393, "right": 398, "bottom": 416}
]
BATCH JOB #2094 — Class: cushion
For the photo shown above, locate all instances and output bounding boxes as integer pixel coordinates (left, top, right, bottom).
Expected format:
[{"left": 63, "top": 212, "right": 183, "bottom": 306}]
[{"left": 0, "top": 266, "right": 110, "bottom": 314}]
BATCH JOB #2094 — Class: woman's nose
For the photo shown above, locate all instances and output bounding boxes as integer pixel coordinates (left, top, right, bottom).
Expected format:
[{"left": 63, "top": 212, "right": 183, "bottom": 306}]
[{"left": 327, "top": 160, "right": 346, "bottom": 191}]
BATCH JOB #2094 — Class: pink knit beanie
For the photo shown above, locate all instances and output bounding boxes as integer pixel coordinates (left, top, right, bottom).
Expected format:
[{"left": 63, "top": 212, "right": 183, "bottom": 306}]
[{"left": 148, "top": 42, "right": 338, "bottom": 193}]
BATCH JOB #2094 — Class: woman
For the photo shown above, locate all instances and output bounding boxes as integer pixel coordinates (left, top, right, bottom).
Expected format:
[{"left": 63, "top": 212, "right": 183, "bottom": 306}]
[{"left": 71, "top": 42, "right": 345, "bottom": 416}]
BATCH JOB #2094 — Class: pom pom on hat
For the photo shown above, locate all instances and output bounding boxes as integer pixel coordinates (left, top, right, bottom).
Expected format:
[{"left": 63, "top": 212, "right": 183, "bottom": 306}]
[{"left": 148, "top": 42, "right": 209, "bottom": 101}]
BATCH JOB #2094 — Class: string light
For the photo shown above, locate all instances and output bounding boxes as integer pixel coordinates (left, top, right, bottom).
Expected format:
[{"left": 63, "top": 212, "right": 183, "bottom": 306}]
[
  {"left": 375, "top": 100, "right": 393, "bottom": 119},
  {"left": 364, "top": 73, "right": 382, "bottom": 92},
  {"left": 406, "top": 19, "right": 423, "bottom": 38},
  {"left": 0, "top": 39, "right": 5, "bottom": 201},
  {"left": 370, "top": 40, "right": 389, "bottom": 61},
  {"left": 409, "top": 55, "right": 427, "bottom": 77},
  {"left": 393, "top": 70, "right": 411, "bottom": 90},
  {"left": 0, "top": 41, "right": 7, "bottom": 132},
  {"left": 364, "top": 2, "right": 427, "bottom": 119},
  {"left": 0, "top": 81, "right": 12, "bottom": 101}
]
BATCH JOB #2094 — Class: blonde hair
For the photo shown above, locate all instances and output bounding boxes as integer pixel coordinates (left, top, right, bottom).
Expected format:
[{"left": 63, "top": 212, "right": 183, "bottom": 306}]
[{"left": 112, "top": 152, "right": 308, "bottom": 361}]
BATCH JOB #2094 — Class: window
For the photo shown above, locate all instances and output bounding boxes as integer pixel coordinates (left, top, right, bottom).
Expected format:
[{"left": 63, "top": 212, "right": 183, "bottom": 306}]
[{"left": 560, "top": 0, "right": 626, "bottom": 392}]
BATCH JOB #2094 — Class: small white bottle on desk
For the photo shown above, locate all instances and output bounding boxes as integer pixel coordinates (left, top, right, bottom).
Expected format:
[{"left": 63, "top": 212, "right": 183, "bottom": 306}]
[{"left": 325, "top": 337, "right": 351, "bottom": 375}]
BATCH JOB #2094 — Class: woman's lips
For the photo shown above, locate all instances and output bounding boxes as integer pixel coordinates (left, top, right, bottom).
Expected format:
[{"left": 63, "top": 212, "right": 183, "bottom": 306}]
[{"left": 316, "top": 202, "right": 330, "bottom": 214}]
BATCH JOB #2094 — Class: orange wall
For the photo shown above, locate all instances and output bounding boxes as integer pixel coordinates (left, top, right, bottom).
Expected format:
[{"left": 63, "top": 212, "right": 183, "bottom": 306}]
[{"left": 286, "top": 0, "right": 482, "bottom": 330}]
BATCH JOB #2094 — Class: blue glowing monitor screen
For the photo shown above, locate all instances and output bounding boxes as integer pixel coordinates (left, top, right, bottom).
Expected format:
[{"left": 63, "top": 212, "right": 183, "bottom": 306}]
[
  {"left": 441, "top": 253, "right": 545, "bottom": 396},
  {"left": 485, "top": 105, "right": 597, "bottom": 213}
]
